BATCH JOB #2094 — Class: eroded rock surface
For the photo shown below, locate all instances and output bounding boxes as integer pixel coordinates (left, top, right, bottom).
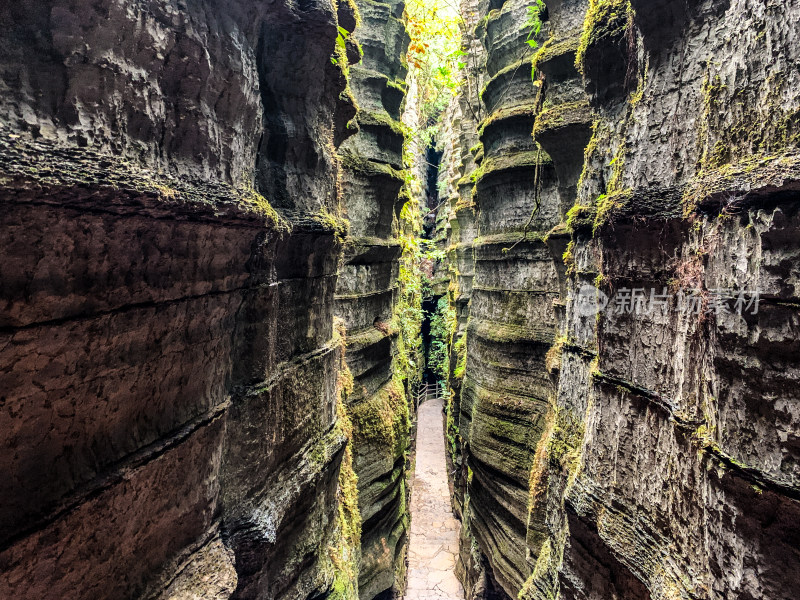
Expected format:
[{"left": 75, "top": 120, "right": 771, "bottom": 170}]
[
  {"left": 3, "top": 0, "right": 800, "bottom": 599},
  {"left": 334, "top": 1, "right": 413, "bottom": 597},
  {"left": 442, "top": 0, "right": 800, "bottom": 599},
  {"left": 0, "top": 1, "right": 362, "bottom": 598},
  {"left": 440, "top": 0, "right": 566, "bottom": 596}
]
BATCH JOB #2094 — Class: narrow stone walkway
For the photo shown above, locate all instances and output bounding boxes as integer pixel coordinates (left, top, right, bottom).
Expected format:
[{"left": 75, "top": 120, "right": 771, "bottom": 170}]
[{"left": 405, "top": 396, "right": 465, "bottom": 600}]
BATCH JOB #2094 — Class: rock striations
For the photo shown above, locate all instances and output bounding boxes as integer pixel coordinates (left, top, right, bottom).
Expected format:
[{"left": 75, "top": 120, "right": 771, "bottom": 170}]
[
  {"left": 440, "top": 0, "right": 800, "bottom": 599},
  {"left": 334, "top": 0, "right": 414, "bottom": 598},
  {"left": 2, "top": 1, "right": 800, "bottom": 599},
  {"left": 0, "top": 0, "right": 409, "bottom": 599},
  {"left": 441, "top": 0, "right": 566, "bottom": 596}
]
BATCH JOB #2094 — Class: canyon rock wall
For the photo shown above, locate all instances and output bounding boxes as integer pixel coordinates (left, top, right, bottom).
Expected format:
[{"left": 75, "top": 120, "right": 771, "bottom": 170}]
[
  {"left": 527, "top": 1, "right": 800, "bottom": 599},
  {"left": 334, "top": 0, "right": 414, "bottom": 598},
  {"left": 444, "top": 0, "right": 566, "bottom": 596},
  {"left": 3, "top": 0, "right": 799, "bottom": 598},
  {"left": 0, "top": 1, "right": 365, "bottom": 598},
  {"left": 445, "top": 0, "right": 800, "bottom": 599}
]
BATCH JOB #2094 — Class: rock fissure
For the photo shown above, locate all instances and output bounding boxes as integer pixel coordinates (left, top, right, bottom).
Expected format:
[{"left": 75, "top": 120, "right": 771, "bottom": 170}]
[{"left": 2, "top": 0, "right": 800, "bottom": 599}]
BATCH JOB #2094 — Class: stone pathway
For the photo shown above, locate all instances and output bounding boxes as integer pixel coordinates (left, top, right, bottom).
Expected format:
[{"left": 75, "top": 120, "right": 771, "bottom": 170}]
[{"left": 405, "top": 396, "right": 465, "bottom": 600}]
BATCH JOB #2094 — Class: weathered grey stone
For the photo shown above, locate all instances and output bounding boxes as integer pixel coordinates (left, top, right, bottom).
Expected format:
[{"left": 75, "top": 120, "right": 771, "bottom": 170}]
[
  {"left": 0, "top": 0, "right": 361, "bottom": 598},
  {"left": 443, "top": 0, "right": 800, "bottom": 599},
  {"left": 334, "top": 1, "right": 413, "bottom": 598}
]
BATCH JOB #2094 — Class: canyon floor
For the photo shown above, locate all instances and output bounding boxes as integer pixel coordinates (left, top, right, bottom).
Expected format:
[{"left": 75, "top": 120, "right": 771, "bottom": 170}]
[{"left": 405, "top": 396, "right": 465, "bottom": 600}]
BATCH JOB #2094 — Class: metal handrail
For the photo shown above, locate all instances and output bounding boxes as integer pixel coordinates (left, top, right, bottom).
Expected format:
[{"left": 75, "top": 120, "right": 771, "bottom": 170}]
[{"left": 415, "top": 382, "right": 442, "bottom": 410}]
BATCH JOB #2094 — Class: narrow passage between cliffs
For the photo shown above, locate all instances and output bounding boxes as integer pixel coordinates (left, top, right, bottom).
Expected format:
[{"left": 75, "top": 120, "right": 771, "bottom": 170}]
[{"left": 405, "top": 395, "right": 465, "bottom": 600}]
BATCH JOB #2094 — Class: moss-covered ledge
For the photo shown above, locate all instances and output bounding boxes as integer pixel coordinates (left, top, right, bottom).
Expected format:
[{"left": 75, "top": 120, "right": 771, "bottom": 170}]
[
  {"left": 339, "top": 148, "right": 406, "bottom": 182},
  {"left": 478, "top": 104, "right": 538, "bottom": 138},
  {"left": 0, "top": 133, "right": 289, "bottom": 229},
  {"left": 684, "top": 152, "right": 800, "bottom": 215},
  {"left": 532, "top": 100, "right": 593, "bottom": 139},
  {"left": 356, "top": 109, "right": 406, "bottom": 138},
  {"left": 473, "top": 148, "right": 553, "bottom": 186},
  {"left": 532, "top": 33, "right": 581, "bottom": 77}
]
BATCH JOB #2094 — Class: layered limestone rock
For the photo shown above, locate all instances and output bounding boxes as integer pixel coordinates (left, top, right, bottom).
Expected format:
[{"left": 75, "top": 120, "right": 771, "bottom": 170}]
[
  {"left": 437, "top": 0, "right": 486, "bottom": 528},
  {"left": 444, "top": 0, "right": 800, "bottom": 599},
  {"left": 524, "top": 1, "right": 800, "bottom": 599},
  {"left": 4, "top": 0, "right": 799, "bottom": 599},
  {"left": 334, "top": 1, "right": 413, "bottom": 597},
  {"left": 444, "top": 0, "right": 566, "bottom": 597},
  {"left": 0, "top": 1, "right": 362, "bottom": 598}
]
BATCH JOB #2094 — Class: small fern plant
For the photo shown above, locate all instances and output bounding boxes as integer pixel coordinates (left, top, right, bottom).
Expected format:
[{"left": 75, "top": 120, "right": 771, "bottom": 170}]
[
  {"left": 331, "top": 26, "right": 350, "bottom": 65},
  {"left": 523, "top": 0, "right": 546, "bottom": 48}
]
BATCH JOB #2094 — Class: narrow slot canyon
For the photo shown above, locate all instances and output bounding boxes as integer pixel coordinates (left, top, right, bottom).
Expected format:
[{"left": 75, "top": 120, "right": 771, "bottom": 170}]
[
  {"left": 1, "top": 1, "right": 800, "bottom": 600},
  {"left": 405, "top": 395, "right": 463, "bottom": 600}
]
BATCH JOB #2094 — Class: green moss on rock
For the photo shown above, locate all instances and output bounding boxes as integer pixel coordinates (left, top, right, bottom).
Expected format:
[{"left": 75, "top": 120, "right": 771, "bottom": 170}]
[
  {"left": 350, "top": 379, "right": 409, "bottom": 450},
  {"left": 565, "top": 203, "right": 596, "bottom": 232},
  {"left": 357, "top": 110, "right": 405, "bottom": 138},
  {"left": 532, "top": 35, "right": 580, "bottom": 73},
  {"left": 593, "top": 188, "right": 633, "bottom": 233},
  {"left": 339, "top": 148, "right": 405, "bottom": 181},
  {"left": 473, "top": 149, "right": 553, "bottom": 185},
  {"left": 683, "top": 152, "right": 800, "bottom": 215},
  {"left": 575, "top": 0, "right": 633, "bottom": 77},
  {"left": 532, "top": 101, "right": 593, "bottom": 138},
  {"left": 478, "top": 104, "right": 537, "bottom": 137}
]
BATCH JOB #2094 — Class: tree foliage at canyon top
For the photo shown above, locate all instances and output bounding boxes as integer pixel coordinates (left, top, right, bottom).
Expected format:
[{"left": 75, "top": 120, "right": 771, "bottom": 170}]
[{"left": 405, "top": 0, "right": 462, "bottom": 140}]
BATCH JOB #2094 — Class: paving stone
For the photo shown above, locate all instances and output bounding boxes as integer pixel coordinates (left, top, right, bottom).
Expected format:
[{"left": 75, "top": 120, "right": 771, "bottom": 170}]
[{"left": 404, "top": 397, "right": 465, "bottom": 600}]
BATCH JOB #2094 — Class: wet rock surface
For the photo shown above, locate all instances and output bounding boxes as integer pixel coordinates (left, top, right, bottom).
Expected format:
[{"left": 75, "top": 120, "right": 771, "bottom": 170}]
[
  {"left": 440, "top": 0, "right": 800, "bottom": 599},
  {"left": 334, "top": 1, "right": 413, "bottom": 597},
  {"left": 0, "top": 0, "right": 360, "bottom": 598}
]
